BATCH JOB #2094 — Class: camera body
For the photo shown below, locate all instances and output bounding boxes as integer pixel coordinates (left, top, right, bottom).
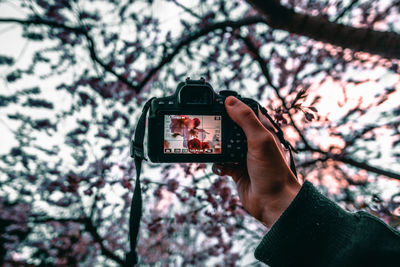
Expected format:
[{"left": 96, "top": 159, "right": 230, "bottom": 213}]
[{"left": 147, "top": 78, "right": 259, "bottom": 162}]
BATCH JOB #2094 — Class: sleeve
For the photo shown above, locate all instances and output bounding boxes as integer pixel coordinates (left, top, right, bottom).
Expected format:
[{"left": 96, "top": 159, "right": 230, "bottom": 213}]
[{"left": 254, "top": 181, "right": 400, "bottom": 267}]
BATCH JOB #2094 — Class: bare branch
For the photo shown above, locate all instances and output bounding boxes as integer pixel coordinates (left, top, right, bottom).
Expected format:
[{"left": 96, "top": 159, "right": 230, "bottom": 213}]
[
  {"left": 333, "top": 0, "right": 360, "bottom": 23},
  {"left": 84, "top": 217, "right": 124, "bottom": 265},
  {"left": 31, "top": 217, "right": 86, "bottom": 223},
  {"left": 0, "top": 17, "right": 86, "bottom": 34},
  {"left": 239, "top": 35, "right": 275, "bottom": 90},
  {"left": 339, "top": 157, "right": 400, "bottom": 180},
  {"left": 297, "top": 157, "right": 328, "bottom": 168},
  {"left": 170, "top": 0, "right": 202, "bottom": 19}
]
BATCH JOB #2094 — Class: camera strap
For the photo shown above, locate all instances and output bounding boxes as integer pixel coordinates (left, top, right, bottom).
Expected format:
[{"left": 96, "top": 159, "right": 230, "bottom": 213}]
[
  {"left": 258, "top": 105, "right": 298, "bottom": 177},
  {"left": 126, "top": 99, "right": 297, "bottom": 266},
  {"left": 125, "top": 97, "right": 155, "bottom": 267}
]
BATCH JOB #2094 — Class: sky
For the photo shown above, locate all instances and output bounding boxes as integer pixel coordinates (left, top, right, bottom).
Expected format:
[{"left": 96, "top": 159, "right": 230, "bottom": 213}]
[
  {"left": 1, "top": 0, "right": 399, "bottom": 213},
  {"left": 0, "top": 1, "right": 265, "bottom": 265},
  {"left": 0, "top": 0, "right": 399, "bottom": 264}
]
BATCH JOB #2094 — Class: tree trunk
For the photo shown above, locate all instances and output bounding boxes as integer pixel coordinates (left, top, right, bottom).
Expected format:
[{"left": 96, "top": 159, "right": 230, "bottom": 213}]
[{"left": 247, "top": 0, "right": 400, "bottom": 60}]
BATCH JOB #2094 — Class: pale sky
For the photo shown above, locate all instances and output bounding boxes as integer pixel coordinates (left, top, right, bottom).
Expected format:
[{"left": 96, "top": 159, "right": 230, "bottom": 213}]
[{"left": 1, "top": 0, "right": 399, "bottom": 265}]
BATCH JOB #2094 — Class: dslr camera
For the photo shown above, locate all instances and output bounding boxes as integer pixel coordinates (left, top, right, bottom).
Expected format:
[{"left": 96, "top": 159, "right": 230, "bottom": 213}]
[{"left": 143, "top": 77, "right": 259, "bottom": 162}]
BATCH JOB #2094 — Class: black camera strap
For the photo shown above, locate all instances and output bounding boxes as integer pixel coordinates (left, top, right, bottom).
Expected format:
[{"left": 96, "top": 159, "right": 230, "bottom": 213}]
[
  {"left": 125, "top": 99, "right": 297, "bottom": 266},
  {"left": 125, "top": 97, "right": 155, "bottom": 267},
  {"left": 258, "top": 105, "right": 298, "bottom": 177}
]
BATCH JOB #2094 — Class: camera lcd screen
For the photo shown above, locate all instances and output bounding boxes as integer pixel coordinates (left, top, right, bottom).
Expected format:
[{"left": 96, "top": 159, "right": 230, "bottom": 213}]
[{"left": 164, "top": 115, "right": 222, "bottom": 154}]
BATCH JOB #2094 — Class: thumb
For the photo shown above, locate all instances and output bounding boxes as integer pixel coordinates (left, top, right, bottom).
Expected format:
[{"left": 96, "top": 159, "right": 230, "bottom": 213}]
[{"left": 225, "top": 96, "right": 272, "bottom": 145}]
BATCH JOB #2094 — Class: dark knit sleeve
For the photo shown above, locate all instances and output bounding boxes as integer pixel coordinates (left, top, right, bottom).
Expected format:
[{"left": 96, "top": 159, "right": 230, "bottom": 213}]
[{"left": 254, "top": 181, "right": 400, "bottom": 267}]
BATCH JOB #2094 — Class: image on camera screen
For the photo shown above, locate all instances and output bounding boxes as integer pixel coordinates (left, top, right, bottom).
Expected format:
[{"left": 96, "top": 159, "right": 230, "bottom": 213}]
[{"left": 164, "top": 115, "right": 222, "bottom": 154}]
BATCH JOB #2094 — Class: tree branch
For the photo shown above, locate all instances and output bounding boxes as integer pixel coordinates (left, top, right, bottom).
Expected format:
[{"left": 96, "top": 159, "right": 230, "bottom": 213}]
[
  {"left": 295, "top": 153, "right": 400, "bottom": 181},
  {"left": 241, "top": 34, "right": 400, "bottom": 181},
  {"left": 333, "top": 0, "right": 360, "bottom": 23},
  {"left": 84, "top": 217, "right": 124, "bottom": 265},
  {"left": 170, "top": 0, "right": 202, "bottom": 19},
  {"left": 339, "top": 157, "right": 400, "bottom": 180},
  {"left": 296, "top": 157, "right": 328, "bottom": 168},
  {"left": 246, "top": 0, "right": 400, "bottom": 59},
  {"left": 0, "top": 17, "right": 86, "bottom": 34},
  {"left": 0, "top": 16, "right": 265, "bottom": 94},
  {"left": 32, "top": 216, "right": 124, "bottom": 265},
  {"left": 0, "top": 17, "right": 138, "bottom": 92},
  {"left": 136, "top": 16, "right": 265, "bottom": 91},
  {"left": 239, "top": 35, "right": 275, "bottom": 90},
  {"left": 239, "top": 33, "right": 317, "bottom": 151},
  {"left": 31, "top": 217, "right": 86, "bottom": 223}
]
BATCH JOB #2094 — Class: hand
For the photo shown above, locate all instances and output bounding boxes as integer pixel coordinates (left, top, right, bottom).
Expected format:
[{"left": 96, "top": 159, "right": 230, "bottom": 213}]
[{"left": 212, "top": 96, "right": 301, "bottom": 227}]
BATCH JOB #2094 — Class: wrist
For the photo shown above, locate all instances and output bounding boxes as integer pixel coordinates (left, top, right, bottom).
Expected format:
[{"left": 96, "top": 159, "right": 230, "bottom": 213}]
[{"left": 260, "top": 179, "right": 301, "bottom": 227}]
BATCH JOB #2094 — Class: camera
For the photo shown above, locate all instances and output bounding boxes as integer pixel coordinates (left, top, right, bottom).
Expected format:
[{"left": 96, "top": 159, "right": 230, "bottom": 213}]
[
  {"left": 127, "top": 78, "right": 297, "bottom": 265},
  {"left": 143, "top": 77, "right": 259, "bottom": 162}
]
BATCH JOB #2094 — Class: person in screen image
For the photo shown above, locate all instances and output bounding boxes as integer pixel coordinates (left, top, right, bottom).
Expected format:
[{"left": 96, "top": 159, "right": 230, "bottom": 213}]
[{"left": 212, "top": 96, "right": 400, "bottom": 267}]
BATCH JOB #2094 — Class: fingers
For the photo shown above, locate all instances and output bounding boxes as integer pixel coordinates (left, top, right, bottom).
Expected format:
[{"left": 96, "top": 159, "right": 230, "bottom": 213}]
[
  {"left": 257, "top": 108, "right": 276, "bottom": 132},
  {"left": 225, "top": 96, "right": 273, "bottom": 145},
  {"left": 225, "top": 96, "right": 290, "bottom": 164},
  {"left": 257, "top": 109, "right": 288, "bottom": 160}
]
